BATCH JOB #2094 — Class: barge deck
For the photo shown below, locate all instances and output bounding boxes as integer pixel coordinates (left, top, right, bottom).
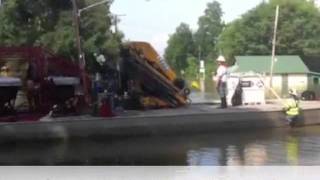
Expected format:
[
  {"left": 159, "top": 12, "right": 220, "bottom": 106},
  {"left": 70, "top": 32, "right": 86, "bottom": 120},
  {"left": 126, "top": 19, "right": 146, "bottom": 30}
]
[{"left": 0, "top": 101, "right": 320, "bottom": 141}]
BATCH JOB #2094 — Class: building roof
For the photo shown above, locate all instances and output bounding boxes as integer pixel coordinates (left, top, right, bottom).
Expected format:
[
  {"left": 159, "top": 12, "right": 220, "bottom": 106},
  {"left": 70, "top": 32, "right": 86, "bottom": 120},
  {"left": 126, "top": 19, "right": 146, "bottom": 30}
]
[
  {"left": 234, "top": 56, "right": 310, "bottom": 74},
  {"left": 301, "top": 56, "right": 320, "bottom": 73}
]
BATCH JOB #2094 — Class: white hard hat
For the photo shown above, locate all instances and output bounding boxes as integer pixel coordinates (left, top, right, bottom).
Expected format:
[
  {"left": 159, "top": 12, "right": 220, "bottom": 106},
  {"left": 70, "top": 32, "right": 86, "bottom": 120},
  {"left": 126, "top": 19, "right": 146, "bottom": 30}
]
[{"left": 216, "top": 55, "right": 226, "bottom": 62}]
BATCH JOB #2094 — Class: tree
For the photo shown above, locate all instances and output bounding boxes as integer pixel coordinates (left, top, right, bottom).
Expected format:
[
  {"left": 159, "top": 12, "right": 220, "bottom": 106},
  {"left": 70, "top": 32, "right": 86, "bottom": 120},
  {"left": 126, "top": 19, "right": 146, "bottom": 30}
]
[
  {"left": 218, "top": 0, "right": 320, "bottom": 62},
  {"left": 194, "top": 1, "right": 224, "bottom": 59},
  {"left": 0, "top": 0, "right": 71, "bottom": 45},
  {"left": 164, "top": 1, "right": 224, "bottom": 79},
  {"left": 164, "top": 23, "right": 195, "bottom": 76},
  {"left": 185, "top": 56, "right": 199, "bottom": 79},
  {"left": 0, "top": 0, "right": 122, "bottom": 72}
]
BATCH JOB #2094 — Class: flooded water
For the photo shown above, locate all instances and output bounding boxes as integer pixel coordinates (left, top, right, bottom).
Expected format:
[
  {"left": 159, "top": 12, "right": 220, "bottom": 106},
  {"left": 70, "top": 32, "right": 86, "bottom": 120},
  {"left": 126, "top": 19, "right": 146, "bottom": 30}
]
[
  {"left": 189, "top": 79, "right": 219, "bottom": 103},
  {"left": 1, "top": 88, "right": 319, "bottom": 165},
  {"left": 1, "top": 126, "right": 320, "bottom": 165}
]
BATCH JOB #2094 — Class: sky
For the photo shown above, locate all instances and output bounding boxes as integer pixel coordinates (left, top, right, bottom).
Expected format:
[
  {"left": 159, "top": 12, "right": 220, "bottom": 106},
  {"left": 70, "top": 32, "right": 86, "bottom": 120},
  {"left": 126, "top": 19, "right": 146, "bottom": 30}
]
[{"left": 110, "top": 0, "right": 320, "bottom": 55}]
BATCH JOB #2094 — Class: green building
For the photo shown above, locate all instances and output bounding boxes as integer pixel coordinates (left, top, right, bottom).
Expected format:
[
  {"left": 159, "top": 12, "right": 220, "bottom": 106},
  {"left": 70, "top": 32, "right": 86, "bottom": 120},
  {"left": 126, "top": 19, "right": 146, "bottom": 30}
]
[{"left": 234, "top": 55, "right": 320, "bottom": 99}]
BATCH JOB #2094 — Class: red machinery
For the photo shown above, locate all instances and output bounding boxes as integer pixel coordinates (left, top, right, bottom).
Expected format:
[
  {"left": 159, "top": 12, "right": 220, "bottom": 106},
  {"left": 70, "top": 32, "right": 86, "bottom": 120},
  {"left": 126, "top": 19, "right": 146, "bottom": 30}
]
[
  {"left": 0, "top": 47, "right": 82, "bottom": 78},
  {"left": 0, "top": 47, "right": 91, "bottom": 119}
]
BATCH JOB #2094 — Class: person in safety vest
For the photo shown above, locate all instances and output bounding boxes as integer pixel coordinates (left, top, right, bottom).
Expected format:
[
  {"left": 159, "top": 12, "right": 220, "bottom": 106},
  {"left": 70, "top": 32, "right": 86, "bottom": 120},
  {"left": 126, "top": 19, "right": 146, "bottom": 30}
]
[
  {"left": 283, "top": 89, "right": 300, "bottom": 125},
  {"left": 213, "top": 55, "right": 228, "bottom": 108}
]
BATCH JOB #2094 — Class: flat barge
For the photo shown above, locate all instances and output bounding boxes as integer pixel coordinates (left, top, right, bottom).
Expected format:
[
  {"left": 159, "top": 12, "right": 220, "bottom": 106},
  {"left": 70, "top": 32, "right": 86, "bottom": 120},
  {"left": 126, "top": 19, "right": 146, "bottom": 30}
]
[{"left": 0, "top": 101, "right": 320, "bottom": 141}]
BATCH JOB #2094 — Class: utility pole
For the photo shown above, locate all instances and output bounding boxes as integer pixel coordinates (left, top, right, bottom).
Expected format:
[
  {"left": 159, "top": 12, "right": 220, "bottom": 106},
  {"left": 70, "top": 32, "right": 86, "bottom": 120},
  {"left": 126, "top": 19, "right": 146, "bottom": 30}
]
[
  {"left": 198, "top": 46, "right": 205, "bottom": 80},
  {"left": 112, "top": 14, "right": 125, "bottom": 91},
  {"left": 198, "top": 46, "right": 201, "bottom": 63},
  {"left": 78, "top": 0, "right": 109, "bottom": 15},
  {"left": 71, "top": 0, "right": 89, "bottom": 103},
  {"left": 72, "top": 0, "right": 110, "bottom": 66},
  {"left": 269, "top": 5, "right": 279, "bottom": 88},
  {"left": 198, "top": 46, "right": 206, "bottom": 92},
  {"left": 113, "top": 14, "right": 126, "bottom": 34},
  {"left": 71, "top": 0, "right": 83, "bottom": 67},
  {"left": 71, "top": 0, "right": 111, "bottom": 103},
  {"left": 114, "top": 15, "right": 119, "bottom": 34}
]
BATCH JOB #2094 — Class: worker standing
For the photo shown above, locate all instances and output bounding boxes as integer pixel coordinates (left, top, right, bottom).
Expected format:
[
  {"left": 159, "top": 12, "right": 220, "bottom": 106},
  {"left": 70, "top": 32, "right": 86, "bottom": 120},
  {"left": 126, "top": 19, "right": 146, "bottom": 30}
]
[
  {"left": 283, "top": 89, "right": 300, "bottom": 126},
  {"left": 214, "top": 55, "right": 228, "bottom": 108}
]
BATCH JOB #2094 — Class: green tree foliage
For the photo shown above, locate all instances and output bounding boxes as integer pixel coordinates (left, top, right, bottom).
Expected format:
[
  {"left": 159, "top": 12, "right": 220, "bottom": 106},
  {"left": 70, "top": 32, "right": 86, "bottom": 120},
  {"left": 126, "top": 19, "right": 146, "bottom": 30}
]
[
  {"left": 164, "top": 23, "right": 195, "bottom": 76},
  {"left": 185, "top": 56, "right": 199, "bottom": 79},
  {"left": 0, "top": 0, "right": 71, "bottom": 45},
  {"left": 194, "top": 1, "right": 224, "bottom": 59},
  {"left": 193, "top": 1, "right": 224, "bottom": 79},
  {"left": 165, "top": 1, "right": 224, "bottom": 79},
  {"left": 218, "top": 0, "right": 320, "bottom": 62},
  {"left": 205, "top": 59, "right": 216, "bottom": 80},
  {"left": 0, "top": 0, "right": 121, "bottom": 72}
]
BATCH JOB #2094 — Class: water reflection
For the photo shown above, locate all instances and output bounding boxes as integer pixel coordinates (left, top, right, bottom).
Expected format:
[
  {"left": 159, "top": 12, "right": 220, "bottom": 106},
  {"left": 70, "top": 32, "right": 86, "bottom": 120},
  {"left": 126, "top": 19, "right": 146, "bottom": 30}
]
[
  {"left": 184, "top": 127, "right": 320, "bottom": 166},
  {"left": 187, "top": 148, "right": 221, "bottom": 166},
  {"left": 286, "top": 136, "right": 299, "bottom": 165},
  {"left": 185, "top": 135, "right": 270, "bottom": 166},
  {"left": 226, "top": 145, "right": 243, "bottom": 166},
  {"left": 244, "top": 144, "right": 268, "bottom": 165},
  {"left": 0, "top": 127, "right": 320, "bottom": 165}
]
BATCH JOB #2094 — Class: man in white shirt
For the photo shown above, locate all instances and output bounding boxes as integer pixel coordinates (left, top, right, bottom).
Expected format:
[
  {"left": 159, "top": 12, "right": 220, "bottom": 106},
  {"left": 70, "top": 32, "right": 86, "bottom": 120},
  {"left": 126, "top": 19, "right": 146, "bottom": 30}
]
[{"left": 214, "top": 55, "right": 228, "bottom": 108}]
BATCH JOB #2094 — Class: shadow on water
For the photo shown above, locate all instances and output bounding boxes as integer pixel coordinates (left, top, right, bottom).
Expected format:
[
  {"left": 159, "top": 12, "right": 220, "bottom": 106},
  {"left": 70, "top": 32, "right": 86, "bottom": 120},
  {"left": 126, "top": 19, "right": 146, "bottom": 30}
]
[{"left": 1, "top": 126, "right": 320, "bottom": 165}]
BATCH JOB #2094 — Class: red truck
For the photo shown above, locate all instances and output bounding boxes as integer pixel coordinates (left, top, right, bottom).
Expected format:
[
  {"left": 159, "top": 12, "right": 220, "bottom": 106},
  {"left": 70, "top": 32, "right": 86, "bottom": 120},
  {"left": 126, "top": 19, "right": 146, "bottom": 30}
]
[{"left": 0, "top": 47, "right": 90, "bottom": 121}]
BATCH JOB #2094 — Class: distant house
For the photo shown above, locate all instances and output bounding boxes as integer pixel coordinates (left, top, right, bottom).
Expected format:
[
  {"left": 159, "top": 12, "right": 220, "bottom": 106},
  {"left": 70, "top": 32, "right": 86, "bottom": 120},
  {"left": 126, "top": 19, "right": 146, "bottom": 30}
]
[{"left": 233, "top": 55, "right": 320, "bottom": 98}]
